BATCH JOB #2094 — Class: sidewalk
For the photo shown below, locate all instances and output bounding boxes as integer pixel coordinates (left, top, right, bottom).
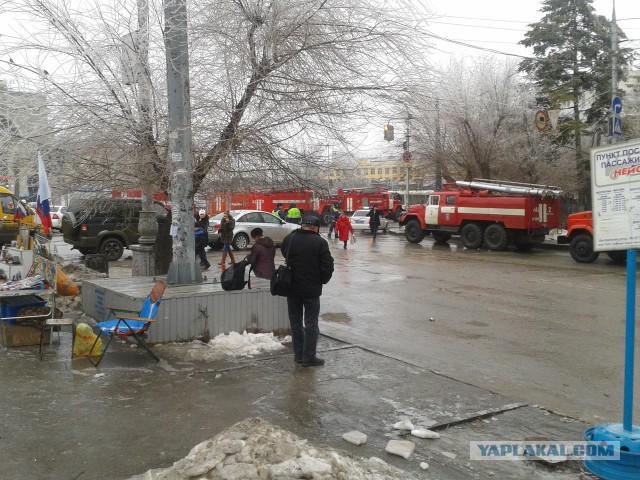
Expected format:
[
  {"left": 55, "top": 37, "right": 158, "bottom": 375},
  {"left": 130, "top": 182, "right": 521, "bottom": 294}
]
[{"left": 1, "top": 334, "right": 592, "bottom": 479}]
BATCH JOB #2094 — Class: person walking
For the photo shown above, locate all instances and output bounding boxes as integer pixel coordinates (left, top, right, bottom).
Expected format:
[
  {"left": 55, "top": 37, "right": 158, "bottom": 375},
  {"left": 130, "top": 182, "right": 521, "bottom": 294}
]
[
  {"left": 334, "top": 210, "right": 353, "bottom": 249},
  {"left": 326, "top": 201, "right": 340, "bottom": 239},
  {"left": 195, "top": 209, "right": 210, "bottom": 266},
  {"left": 248, "top": 227, "right": 275, "bottom": 280},
  {"left": 366, "top": 205, "right": 383, "bottom": 239},
  {"left": 286, "top": 203, "right": 302, "bottom": 224},
  {"left": 194, "top": 226, "right": 210, "bottom": 270},
  {"left": 281, "top": 216, "right": 334, "bottom": 367},
  {"left": 219, "top": 211, "right": 236, "bottom": 266}
]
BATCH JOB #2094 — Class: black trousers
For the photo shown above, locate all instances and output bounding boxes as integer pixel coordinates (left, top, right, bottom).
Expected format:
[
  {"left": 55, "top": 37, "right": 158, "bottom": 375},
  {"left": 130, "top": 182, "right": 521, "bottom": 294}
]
[{"left": 287, "top": 295, "right": 320, "bottom": 362}]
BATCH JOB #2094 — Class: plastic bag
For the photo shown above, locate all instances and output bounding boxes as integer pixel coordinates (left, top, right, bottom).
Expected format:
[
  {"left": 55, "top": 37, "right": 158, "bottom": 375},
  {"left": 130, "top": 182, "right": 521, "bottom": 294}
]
[
  {"left": 73, "top": 322, "right": 102, "bottom": 357},
  {"left": 350, "top": 233, "right": 357, "bottom": 244},
  {"left": 56, "top": 268, "right": 80, "bottom": 296}
]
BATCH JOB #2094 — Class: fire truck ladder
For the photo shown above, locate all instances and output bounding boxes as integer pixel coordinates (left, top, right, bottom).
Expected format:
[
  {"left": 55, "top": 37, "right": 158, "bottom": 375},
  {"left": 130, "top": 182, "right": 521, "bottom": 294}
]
[{"left": 456, "top": 179, "right": 563, "bottom": 198}]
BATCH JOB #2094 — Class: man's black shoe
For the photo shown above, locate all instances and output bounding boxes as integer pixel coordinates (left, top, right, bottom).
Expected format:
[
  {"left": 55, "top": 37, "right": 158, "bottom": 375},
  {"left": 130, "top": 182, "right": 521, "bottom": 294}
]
[
  {"left": 302, "top": 357, "right": 325, "bottom": 367},
  {"left": 294, "top": 357, "right": 303, "bottom": 364}
]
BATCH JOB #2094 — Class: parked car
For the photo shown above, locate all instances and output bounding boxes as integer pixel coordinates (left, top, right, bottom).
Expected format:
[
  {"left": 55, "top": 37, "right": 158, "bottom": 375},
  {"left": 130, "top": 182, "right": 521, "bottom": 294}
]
[
  {"left": 61, "top": 198, "right": 169, "bottom": 261},
  {"left": 349, "top": 209, "right": 389, "bottom": 233},
  {"left": 208, "top": 210, "right": 300, "bottom": 250},
  {"left": 49, "top": 205, "right": 67, "bottom": 231}
]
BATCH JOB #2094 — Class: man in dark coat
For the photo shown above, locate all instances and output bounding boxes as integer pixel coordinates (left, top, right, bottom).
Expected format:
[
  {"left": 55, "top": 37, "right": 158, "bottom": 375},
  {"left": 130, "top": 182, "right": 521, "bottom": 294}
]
[
  {"left": 366, "top": 205, "right": 383, "bottom": 239},
  {"left": 195, "top": 209, "right": 210, "bottom": 266},
  {"left": 281, "top": 216, "right": 334, "bottom": 367}
]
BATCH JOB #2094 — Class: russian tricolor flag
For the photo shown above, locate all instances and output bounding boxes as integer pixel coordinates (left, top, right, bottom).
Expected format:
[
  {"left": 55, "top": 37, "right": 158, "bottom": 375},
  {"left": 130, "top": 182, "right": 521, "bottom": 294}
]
[{"left": 36, "top": 152, "right": 53, "bottom": 235}]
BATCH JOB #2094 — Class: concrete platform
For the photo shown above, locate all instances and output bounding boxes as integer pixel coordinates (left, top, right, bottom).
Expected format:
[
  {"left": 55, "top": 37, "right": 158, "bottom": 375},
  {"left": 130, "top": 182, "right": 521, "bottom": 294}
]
[
  {"left": 81, "top": 276, "right": 289, "bottom": 343},
  {"left": 0, "top": 334, "right": 591, "bottom": 479}
]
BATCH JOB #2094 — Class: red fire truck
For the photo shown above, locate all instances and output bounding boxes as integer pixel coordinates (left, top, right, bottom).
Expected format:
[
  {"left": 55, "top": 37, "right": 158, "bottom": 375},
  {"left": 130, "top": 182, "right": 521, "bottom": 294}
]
[
  {"left": 324, "top": 187, "right": 403, "bottom": 223},
  {"left": 205, "top": 187, "right": 403, "bottom": 224},
  {"left": 206, "top": 189, "right": 323, "bottom": 218},
  {"left": 398, "top": 179, "right": 562, "bottom": 250}
]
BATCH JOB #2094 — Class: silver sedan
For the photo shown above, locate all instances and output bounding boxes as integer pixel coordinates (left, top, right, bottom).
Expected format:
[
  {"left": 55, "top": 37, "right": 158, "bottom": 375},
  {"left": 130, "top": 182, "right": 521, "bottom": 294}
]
[
  {"left": 208, "top": 210, "right": 301, "bottom": 250},
  {"left": 349, "top": 209, "right": 389, "bottom": 233}
]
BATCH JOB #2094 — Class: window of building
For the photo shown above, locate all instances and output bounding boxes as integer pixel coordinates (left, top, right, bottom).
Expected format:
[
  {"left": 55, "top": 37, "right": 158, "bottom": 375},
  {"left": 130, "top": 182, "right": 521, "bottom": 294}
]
[
  {"left": 385, "top": 168, "right": 390, "bottom": 174},
  {"left": 392, "top": 167, "right": 397, "bottom": 174},
  {"left": 378, "top": 168, "right": 382, "bottom": 174},
  {"left": 370, "top": 168, "right": 375, "bottom": 175}
]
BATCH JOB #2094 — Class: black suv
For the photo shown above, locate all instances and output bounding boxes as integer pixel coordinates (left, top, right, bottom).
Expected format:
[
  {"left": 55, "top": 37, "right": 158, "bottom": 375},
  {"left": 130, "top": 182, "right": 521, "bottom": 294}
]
[{"left": 61, "top": 198, "right": 169, "bottom": 261}]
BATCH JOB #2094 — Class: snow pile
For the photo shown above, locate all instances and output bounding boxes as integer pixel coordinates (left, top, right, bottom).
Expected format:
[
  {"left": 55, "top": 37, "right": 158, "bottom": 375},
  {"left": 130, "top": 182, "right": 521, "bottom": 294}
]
[
  {"left": 156, "top": 331, "right": 290, "bottom": 361},
  {"left": 128, "top": 417, "right": 416, "bottom": 480},
  {"left": 208, "top": 331, "right": 289, "bottom": 357}
]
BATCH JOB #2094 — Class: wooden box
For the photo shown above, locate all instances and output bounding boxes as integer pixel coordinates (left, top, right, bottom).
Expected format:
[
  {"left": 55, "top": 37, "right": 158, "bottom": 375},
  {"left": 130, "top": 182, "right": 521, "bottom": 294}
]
[{"left": 1, "top": 324, "right": 50, "bottom": 347}]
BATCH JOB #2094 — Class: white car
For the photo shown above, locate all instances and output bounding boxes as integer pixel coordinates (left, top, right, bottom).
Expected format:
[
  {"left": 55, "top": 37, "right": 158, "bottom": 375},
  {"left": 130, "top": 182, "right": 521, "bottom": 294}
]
[
  {"left": 208, "top": 210, "right": 301, "bottom": 250},
  {"left": 49, "top": 205, "right": 67, "bottom": 231},
  {"left": 349, "top": 209, "right": 389, "bottom": 233}
]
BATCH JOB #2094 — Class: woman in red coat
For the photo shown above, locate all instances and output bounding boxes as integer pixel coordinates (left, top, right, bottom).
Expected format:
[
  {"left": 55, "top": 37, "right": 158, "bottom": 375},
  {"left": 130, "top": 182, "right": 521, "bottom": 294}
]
[{"left": 334, "top": 211, "right": 353, "bottom": 249}]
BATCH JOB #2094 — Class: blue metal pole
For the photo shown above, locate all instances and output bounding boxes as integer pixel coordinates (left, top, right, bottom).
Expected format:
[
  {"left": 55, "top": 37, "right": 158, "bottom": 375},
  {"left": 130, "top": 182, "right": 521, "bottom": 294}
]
[{"left": 624, "top": 249, "right": 637, "bottom": 431}]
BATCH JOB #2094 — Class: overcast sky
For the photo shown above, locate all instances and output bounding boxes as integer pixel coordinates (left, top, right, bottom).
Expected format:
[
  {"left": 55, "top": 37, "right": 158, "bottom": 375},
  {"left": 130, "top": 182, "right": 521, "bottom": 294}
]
[{"left": 425, "top": 0, "right": 640, "bottom": 67}]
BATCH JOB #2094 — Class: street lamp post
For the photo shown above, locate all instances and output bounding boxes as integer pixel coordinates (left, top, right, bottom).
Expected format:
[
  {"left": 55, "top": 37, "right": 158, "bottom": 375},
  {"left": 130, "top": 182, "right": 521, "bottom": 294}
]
[
  {"left": 404, "top": 117, "right": 412, "bottom": 212},
  {"left": 163, "top": 0, "right": 202, "bottom": 285}
]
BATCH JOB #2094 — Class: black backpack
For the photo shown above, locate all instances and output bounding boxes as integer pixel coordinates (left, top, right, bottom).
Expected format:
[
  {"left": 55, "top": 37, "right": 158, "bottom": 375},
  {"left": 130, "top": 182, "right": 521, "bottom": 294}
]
[{"left": 220, "top": 259, "right": 252, "bottom": 291}]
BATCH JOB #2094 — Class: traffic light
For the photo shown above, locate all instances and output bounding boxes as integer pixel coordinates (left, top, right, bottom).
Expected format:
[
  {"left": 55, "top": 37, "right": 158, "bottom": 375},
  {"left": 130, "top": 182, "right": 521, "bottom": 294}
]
[{"left": 383, "top": 124, "right": 394, "bottom": 141}]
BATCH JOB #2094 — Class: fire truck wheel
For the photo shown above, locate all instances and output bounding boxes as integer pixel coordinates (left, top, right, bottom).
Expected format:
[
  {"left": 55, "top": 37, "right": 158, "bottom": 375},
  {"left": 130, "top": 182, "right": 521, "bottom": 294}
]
[
  {"left": 432, "top": 231, "right": 452, "bottom": 243},
  {"left": 404, "top": 219, "right": 425, "bottom": 243},
  {"left": 232, "top": 233, "right": 250, "bottom": 250},
  {"left": 461, "top": 223, "right": 484, "bottom": 249},
  {"left": 569, "top": 234, "right": 599, "bottom": 263},
  {"left": 483, "top": 224, "right": 509, "bottom": 251}
]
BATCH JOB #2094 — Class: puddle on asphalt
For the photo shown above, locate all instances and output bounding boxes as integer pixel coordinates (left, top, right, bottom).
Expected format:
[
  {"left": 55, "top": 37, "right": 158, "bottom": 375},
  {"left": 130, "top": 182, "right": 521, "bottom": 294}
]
[{"left": 322, "top": 312, "right": 351, "bottom": 323}]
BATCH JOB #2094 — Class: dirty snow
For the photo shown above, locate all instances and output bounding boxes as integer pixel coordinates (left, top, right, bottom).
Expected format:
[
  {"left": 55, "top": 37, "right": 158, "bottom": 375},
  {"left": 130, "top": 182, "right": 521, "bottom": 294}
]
[
  {"left": 129, "top": 418, "right": 416, "bottom": 480},
  {"left": 155, "top": 331, "right": 290, "bottom": 361}
]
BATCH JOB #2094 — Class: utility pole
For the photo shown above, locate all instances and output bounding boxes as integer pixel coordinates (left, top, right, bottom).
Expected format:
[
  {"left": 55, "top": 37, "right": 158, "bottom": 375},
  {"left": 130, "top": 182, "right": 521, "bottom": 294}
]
[
  {"left": 435, "top": 98, "right": 442, "bottom": 189},
  {"left": 405, "top": 117, "right": 411, "bottom": 212},
  {"left": 163, "top": 0, "right": 202, "bottom": 284}
]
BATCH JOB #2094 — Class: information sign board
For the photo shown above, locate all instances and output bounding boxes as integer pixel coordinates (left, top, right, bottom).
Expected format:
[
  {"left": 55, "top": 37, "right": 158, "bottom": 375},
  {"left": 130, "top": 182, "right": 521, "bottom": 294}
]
[{"left": 590, "top": 139, "right": 640, "bottom": 251}]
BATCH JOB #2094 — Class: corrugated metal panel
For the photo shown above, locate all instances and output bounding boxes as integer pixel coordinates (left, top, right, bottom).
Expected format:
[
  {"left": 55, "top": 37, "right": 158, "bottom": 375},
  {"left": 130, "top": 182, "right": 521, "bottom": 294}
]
[{"left": 81, "top": 278, "right": 289, "bottom": 343}]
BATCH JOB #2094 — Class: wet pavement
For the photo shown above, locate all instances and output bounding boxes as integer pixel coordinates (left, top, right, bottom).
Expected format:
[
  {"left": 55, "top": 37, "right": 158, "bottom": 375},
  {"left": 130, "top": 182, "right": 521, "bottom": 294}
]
[
  {"left": 1, "top": 334, "right": 591, "bottom": 479},
  {"left": 2, "top": 231, "right": 605, "bottom": 479}
]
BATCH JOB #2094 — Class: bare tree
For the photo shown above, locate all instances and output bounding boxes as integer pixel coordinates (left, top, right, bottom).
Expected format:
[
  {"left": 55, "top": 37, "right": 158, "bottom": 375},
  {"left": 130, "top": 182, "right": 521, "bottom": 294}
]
[
  {"left": 0, "top": 0, "right": 435, "bottom": 199},
  {"left": 409, "top": 56, "right": 573, "bottom": 191}
]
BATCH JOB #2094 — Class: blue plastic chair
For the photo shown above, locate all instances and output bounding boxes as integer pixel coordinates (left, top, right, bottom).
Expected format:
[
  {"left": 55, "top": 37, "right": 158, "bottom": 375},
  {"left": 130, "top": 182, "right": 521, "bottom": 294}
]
[{"left": 89, "top": 280, "right": 166, "bottom": 367}]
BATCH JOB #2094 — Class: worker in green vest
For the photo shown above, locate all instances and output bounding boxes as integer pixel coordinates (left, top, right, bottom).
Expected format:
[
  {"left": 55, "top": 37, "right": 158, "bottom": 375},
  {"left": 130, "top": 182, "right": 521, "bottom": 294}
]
[
  {"left": 286, "top": 203, "right": 302, "bottom": 224},
  {"left": 272, "top": 203, "right": 286, "bottom": 220}
]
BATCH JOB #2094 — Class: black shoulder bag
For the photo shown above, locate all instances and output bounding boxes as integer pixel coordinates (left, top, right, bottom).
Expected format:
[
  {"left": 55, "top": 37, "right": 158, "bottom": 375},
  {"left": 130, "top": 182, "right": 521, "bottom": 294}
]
[{"left": 270, "top": 233, "right": 295, "bottom": 297}]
